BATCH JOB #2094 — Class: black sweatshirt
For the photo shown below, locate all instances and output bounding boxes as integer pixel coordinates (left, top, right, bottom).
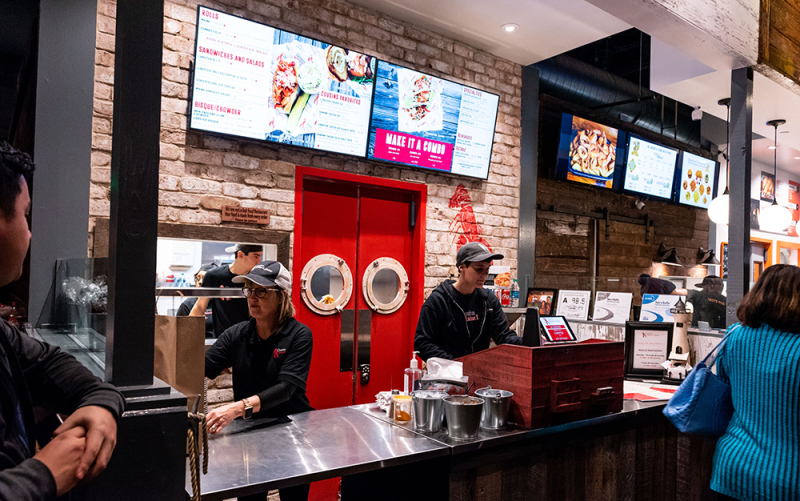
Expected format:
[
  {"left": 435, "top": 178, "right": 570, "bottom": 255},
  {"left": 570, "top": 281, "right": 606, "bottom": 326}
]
[
  {"left": 0, "top": 319, "right": 126, "bottom": 501},
  {"left": 205, "top": 317, "right": 313, "bottom": 418},
  {"left": 414, "top": 280, "right": 523, "bottom": 361}
]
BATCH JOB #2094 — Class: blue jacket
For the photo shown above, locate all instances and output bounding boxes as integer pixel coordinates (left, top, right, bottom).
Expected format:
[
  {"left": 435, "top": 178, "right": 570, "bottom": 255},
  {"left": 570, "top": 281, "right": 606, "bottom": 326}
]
[{"left": 712, "top": 323, "right": 800, "bottom": 500}]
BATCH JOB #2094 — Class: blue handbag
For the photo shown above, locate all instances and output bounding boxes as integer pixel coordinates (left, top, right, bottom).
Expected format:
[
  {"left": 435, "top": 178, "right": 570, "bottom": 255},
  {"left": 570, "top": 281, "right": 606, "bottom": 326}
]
[{"left": 663, "top": 325, "right": 738, "bottom": 438}]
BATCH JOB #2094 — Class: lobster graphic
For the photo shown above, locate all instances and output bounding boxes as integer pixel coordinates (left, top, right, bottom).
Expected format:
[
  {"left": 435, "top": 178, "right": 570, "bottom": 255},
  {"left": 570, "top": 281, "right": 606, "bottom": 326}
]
[{"left": 448, "top": 184, "right": 492, "bottom": 251}]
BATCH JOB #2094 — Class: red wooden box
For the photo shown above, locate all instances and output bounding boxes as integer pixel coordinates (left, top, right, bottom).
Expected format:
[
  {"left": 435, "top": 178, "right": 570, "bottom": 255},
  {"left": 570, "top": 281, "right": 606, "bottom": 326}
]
[{"left": 457, "top": 339, "right": 625, "bottom": 429}]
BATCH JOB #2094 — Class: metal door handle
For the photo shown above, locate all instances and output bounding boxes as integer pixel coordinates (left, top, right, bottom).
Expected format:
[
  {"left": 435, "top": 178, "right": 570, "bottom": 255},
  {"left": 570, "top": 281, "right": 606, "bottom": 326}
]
[{"left": 359, "top": 364, "right": 370, "bottom": 385}]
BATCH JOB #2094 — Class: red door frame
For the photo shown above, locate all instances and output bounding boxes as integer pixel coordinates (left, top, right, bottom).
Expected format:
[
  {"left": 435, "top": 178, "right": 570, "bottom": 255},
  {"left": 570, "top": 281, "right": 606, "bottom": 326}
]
[{"left": 292, "top": 165, "right": 428, "bottom": 361}]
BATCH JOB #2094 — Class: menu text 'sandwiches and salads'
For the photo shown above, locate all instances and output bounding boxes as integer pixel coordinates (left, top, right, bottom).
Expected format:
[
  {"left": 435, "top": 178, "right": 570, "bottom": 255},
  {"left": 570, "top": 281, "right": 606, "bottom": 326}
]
[
  {"left": 368, "top": 61, "right": 499, "bottom": 180},
  {"left": 190, "top": 7, "right": 375, "bottom": 156}
]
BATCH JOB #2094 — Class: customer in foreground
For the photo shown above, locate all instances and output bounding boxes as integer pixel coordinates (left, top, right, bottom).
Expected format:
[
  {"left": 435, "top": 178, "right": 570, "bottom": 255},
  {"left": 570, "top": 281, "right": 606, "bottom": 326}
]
[
  {"left": 0, "top": 142, "right": 125, "bottom": 500},
  {"left": 712, "top": 264, "right": 800, "bottom": 500},
  {"left": 205, "top": 260, "right": 313, "bottom": 501}
]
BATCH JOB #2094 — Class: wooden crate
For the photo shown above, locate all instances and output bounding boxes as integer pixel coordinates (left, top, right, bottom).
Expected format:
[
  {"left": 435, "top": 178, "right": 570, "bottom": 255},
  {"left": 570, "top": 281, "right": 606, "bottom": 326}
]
[{"left": 457, "top": 339, "right": 624, "bottom": 429}]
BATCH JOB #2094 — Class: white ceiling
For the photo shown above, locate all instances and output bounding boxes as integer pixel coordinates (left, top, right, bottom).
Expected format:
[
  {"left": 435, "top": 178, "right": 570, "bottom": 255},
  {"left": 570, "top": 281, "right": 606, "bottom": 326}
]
[{"left": 349, "top": 0, "right": 630, "bottom": 65}]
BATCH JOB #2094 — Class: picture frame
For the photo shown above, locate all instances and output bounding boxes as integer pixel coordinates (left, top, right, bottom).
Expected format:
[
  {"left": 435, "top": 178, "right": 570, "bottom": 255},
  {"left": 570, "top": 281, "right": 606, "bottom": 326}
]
[
  {"left": 554, "top": 290, "right": 591, "bottom": 321},
  {"left": 624, "top": 322, "right": 674, "bottom": 379},
  {"left": 525, "top": 288, "right": 558, "bottom": 316}
]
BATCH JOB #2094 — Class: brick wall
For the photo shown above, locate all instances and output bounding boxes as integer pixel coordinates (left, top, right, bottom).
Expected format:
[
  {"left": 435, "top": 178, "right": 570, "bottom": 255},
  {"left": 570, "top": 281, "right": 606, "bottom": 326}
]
[{"left": 88, "top": 0, "right": 523, "bottom": 298}]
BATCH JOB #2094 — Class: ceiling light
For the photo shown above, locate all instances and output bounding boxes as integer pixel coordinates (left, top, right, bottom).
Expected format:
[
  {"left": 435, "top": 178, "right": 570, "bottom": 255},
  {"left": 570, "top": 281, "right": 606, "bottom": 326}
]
[
  {"left": 768, "top": 145, "right": 777, "bottom": 150},
  {"left": 794, "top": 157, "right": 800, "bottom": 160},
  {"left": 759, "top": 119, "right": 792, "bottom": 233},
  {"left": 501, "top": 23, "right": 518, "bottom": 32}
]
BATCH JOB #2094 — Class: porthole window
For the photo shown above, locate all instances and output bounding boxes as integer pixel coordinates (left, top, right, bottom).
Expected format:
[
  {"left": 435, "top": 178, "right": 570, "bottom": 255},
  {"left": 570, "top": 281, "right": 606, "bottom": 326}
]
[
  {"left": 362, "top": 258, "right": 409, "bottom": 314},
  {"left": 300, "top": 254, "right": 353, "bottom": 315}
]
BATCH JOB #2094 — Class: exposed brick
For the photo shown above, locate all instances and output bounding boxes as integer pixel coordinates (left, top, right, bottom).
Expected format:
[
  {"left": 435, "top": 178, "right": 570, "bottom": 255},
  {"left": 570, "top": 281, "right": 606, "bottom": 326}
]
[
  {"left": 92, "top": 117, "right": 112, "bottom": 134},
  {"left": 416, "top": 43, "right": 441, "bottom": 59},
  {"left": 158, "top": 206, "right": 180, "bottom": 222},
  {"left": 246, "top": 0, "right": 280, "bottom": 18},
  {"left": 96, "top": 50, "right": 114, "bottom": 67},
  {"left": 377, "top": 41, "right": 404, "bottom": 60},
  {"left": 403, "top": 52, "right": 428, "bottom": 68},
  {"left": 260, "top": 188, "right": 294, "bottom": 203},
  {"left": 453, "top": 43, "right": 473, "bottom": 59},
  {"left": 239, "top": 143, "right": 278, "bottom": 159},
  {"left": 378, "top": 18, "right": 404, "bottom": 35},
  {"left": 277, "top": 203, "right": 294, "bottom": 217},
  {"left": 363, "top": 24, "right": 391, "bottom": 43},
  {"left": 90, "top": 183, "right": 108, "bottom": 199},
  {"left": 185, "top": 148, "right": 223, "bottom": 166},
  {"left": 464, "top": 60, "right": 485, "bottom": 74},
  {"left": 243, "top": 171, "right": 275, "bottom": 187},
  {"left": 163, "top": 34, "right": 194, "bottom": 54},
  {"left": 89, "top": 199, "right": 110, "bottom": 217},
  {"left": 214, "top": 373, "right": 233, "bottom": 389},
  {"left": 222, "top": 182, "right": 259, "bottom": 198},
  {"left": 179, "top": 209, "right": 222, "bottom": 225},
  {"left": 91, "top": 167, "right": 111, "bottom": 184},
  {"left": 160, "top": 192, "right": 200, "bottom": 208},
  {"left": 161, "top": 130, "right": 186, "bottom": 145},
  {"left": 429, "top": 60, "right": 452, "bottom": 74},
  {"left": 318, "top": 23, "right": 347, "bottom": 41},
  {"left": 159, "top": 175, "right": 181, "bottom": 191},
  {"left": 349, "top": 8, "right": 378, "bottom": 26},
  {"left": 240, "top": 199, "right": 277, "bottom": 210},
  {"left": 200, "top": 195, "right": 240, "bottom": 211},
  {"left": 206, "top": 388, "right": 234, "bottom": 404},
  {"left": 223, "top": 153, "right": 260, "bottom": 170},
  {"left": 474, "top": 52, "right": 495, "bottom": 67},
  {"left": 390, "top": 34, "right": 416, "bottom": 51},
  {"left": 164, "top": 3, "right": 196, "bottom": 23},
  {"left": 161, "top": 143, "right": 182, "bottom": 161},
  {"left": 181, "top": 177, "right": 221, "bottom": 194},
  {"left": 164, "top": 18, "right": 182, "bottom": 35},
  {"left": 347, "top": 31, "right": 377, "bottom": 51},
  {"left": 283, "top": 10, "right": 318, "bottom": 31},
  {"left": 96, "top": 32, "right": 116, "bottom": 53},
  {"left": 163, "top": 66, "right": 189, "bottom": 84}
]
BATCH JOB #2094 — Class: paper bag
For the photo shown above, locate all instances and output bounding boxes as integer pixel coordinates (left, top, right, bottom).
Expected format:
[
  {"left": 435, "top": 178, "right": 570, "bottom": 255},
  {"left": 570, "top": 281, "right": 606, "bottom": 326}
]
[{"left": 154, "top": 315, "right": 205, "bottom": 411}]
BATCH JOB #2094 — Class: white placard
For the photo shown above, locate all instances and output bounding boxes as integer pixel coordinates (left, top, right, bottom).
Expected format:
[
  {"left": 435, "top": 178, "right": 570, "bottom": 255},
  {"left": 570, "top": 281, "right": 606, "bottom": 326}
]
[
  {"left": 639, "top": 294, "right": 682, "bottom": 322},
  {"left": 555, "top": 290, "right": 591, "bottom": 321},
  {"left": 632, "top": 329, "right": 670, "bottom": 370},
  {"left": 592, "top": 292, "right": 633, "bottom": 324}
]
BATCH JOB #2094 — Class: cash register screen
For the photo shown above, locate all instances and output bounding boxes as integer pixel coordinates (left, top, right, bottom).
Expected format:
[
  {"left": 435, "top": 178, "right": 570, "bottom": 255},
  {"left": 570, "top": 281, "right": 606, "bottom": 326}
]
[{"left": 539, "top": 316, "right": 578, "bottom": 343}]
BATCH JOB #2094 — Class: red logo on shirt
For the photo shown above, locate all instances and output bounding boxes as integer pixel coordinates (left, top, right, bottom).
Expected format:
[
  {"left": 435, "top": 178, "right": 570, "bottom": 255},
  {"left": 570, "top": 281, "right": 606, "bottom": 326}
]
[{"left": 273, "top": 348, "right": 286, "bottom": 359}]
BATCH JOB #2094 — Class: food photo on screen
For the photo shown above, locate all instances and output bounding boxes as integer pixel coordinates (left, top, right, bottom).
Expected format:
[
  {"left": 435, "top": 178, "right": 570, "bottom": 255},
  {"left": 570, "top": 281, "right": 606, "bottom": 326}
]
[
  {"left": 189, "top": 7, "right": 375, "bottom": 157},
  {"left": 368, "top": 61, "right": 499, "bottom": 179},
  {"left": 555, "top": 114, "right": 617, "bottom": 188},
  {"left": 677, "top": 151, "right": 716, "bottom": 209}
]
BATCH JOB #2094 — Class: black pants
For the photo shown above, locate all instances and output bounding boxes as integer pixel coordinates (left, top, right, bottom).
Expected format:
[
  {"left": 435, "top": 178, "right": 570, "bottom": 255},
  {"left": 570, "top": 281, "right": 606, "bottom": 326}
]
[{"left": 238, "top": 483, "right": 310, "bottom": 501}]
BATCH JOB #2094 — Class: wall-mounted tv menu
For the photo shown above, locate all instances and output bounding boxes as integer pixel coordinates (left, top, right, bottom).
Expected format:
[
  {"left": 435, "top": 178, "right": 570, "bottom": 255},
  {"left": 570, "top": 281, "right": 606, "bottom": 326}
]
[
  {"left": 367, "top": 61, "right": 499, "bottom": 179},
  {"left": 623, "top": 136, "right": 679, "bottom": 200},
  {"left": 676, "top": 151, "right": 718, "bottom": 209},
  {"left": 190, "top": 7, "right": 376, "bottom": 156},
  {"left": 555, "top": 113, "right": 620, "bottom": 189}
]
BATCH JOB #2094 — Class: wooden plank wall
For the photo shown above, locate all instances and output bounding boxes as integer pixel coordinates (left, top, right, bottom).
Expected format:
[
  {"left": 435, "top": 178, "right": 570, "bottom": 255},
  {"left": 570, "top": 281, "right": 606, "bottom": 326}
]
[
  {"left": 535, "top": 178, "right": 710, "bottom": 306},
  {"left": 760, "top": 0, "right": 800, "bottom": 84},
  {"left": 449, "top": 418, "right": 719, "bottom": 501}
]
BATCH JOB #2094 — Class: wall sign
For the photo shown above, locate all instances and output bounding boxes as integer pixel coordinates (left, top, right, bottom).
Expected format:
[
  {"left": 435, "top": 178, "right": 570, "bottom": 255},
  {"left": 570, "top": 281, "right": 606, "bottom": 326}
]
[
  {"left": 555, "top": 290, "right": 591, "bottom": 321},
  {"left": 221, "top": 206, "right": 271, "bottom": 224}
]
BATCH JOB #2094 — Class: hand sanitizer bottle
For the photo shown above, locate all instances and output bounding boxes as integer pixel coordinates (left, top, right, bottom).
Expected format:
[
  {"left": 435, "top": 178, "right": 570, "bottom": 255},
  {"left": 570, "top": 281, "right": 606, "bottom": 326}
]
[{"left": 404, "top": 351, "right": 423, "bottom": 395}]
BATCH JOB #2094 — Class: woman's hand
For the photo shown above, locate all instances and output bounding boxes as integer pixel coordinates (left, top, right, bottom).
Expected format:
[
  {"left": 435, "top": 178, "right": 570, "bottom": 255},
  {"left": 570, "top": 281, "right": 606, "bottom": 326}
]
[{"left": 206, "top": 401, "right": 244, "bottom": 435}]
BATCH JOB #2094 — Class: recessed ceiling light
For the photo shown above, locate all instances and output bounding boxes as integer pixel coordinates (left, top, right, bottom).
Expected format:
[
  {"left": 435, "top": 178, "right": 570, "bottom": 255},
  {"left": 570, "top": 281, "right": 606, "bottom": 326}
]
[
  {"left": 768, "top": 145, "right": 777, "bottom": 150},
  {"left": 501, "top": 23, "right": 519, "bottom": 32},
  {"left": 794, "top": 156, "right": 800, "bottom": 160}
]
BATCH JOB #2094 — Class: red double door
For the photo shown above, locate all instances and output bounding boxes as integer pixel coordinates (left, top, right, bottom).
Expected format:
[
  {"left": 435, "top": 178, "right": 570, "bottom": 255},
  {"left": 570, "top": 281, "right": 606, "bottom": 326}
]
[{"left": 293, "top": 167, "right": 426, "bottom": 408}]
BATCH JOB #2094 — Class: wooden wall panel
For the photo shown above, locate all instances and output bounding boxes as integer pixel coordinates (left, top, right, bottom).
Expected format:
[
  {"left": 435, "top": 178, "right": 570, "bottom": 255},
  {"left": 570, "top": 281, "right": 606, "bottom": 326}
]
[{"left": 760, "top": 0, "right": 800, "bottom": 85}]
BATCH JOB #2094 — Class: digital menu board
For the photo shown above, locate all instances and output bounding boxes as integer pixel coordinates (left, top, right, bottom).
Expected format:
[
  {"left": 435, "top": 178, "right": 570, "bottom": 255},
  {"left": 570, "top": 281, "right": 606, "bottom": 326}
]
[
  {"left": 367, "top": 61, "right": 499, "bottom": 179},
  {"left": 677, "top": 152, "right": 717, "bottom": 208},
  {"left": 190, "top": 7, "right": 376, "bottom": 156},
  {"left": 555, "top": 114, "right": 619, "bottom": 189},
  {"left": 623, "top": 136, "right": 679, "bottom": 199}
]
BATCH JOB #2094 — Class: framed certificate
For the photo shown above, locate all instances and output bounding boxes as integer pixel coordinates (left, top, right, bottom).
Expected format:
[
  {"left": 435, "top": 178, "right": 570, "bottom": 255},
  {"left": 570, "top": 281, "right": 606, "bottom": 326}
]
[
  {"left": 592, "top": 292, "right": 632, "bottom": 323},
  {"left": 624, "top": 322, "right": 673, "bottom": 378},
  {"left": 555, "top": 290, "right": 591, "bottom": 321}
]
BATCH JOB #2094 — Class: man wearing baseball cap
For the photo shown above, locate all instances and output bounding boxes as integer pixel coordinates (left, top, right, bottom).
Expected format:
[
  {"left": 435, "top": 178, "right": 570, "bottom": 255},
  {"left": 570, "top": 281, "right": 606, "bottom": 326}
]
[
  {"left": 414, "top": 242, "right": 522, "bottom": 360},
  {"left": 190, "top": 243, "right": 262, "bottom": 337},
  {"left": 687, "top": 275, "right": 726, "bottom": 329},
  {"left": 204, "top": 260, "right": 312, "bottom": 501}
]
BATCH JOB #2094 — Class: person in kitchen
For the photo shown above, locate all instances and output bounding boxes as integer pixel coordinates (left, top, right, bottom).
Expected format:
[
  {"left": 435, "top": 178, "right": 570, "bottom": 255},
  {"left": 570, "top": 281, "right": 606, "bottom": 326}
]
[
  {"left": 414, "top": 242, "right": 523, "bottom": 360},
  {"left": 204, "top": 260, "right": 312, "bottom": 501},
  {"left": 687, "top": 275, "right": 726, "bottom": 329},
  {"left": 190, "top": 243, "right": 262, "bottom": 337},
  {"left": 176, "top": 262, "right": 218, "bottom": 337}
]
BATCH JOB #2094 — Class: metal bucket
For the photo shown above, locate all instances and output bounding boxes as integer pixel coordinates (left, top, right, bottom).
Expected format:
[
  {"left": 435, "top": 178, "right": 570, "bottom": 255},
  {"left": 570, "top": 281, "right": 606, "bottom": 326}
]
[
  {"left": 410, "top": 391, "right": 446, "bottom": 432},
  {"left": 475, "top": 386, "right": 514, "bottom": 430},
  {"left": 443, "top": 396, "right": 484, "bottom": 440}
]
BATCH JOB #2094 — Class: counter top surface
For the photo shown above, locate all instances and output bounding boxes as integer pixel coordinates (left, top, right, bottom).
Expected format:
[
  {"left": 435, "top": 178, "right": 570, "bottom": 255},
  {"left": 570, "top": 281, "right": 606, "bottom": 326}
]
[
  {"left": 188, "top": 406, "right": 449, "bottom": 500},
  {"left": 349, "top": 399, "right": 665, "bottom": 453}
]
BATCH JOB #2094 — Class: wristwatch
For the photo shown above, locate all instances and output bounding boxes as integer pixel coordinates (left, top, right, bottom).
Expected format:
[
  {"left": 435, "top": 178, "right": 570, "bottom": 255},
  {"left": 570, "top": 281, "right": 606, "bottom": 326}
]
[{"left": 242, "top": 398, "right": 253, "bottom": 420}]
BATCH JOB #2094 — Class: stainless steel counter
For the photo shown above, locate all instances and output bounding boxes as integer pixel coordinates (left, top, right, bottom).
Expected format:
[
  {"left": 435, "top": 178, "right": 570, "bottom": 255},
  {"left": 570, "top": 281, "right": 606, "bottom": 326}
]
[
  {"left": 350, "top": 400, "right": 665, "bottom": 454},
  {"left": 189, "top": 407, "right": 449, "bottom": 501}
]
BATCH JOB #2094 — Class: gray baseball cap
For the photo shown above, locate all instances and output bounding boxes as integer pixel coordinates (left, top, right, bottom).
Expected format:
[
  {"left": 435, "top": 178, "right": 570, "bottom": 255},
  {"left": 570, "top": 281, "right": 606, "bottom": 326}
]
[
  {"left": 456, "top": 242, "right": 503, "bottom": 267},
  {"left": 232, "top": 260, "right": 291, "bottom": 291}
]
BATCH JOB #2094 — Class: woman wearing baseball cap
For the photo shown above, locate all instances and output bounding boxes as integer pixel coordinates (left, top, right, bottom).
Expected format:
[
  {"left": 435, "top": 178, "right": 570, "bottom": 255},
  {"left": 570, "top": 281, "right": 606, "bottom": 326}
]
[{"left": 204, "top": 260, "right": 312, "bottom": 501}]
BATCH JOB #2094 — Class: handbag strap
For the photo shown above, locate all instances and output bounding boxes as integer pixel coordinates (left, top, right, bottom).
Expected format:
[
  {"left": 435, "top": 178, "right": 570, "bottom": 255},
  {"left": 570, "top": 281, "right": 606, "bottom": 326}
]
[{"left": 702, "top": 322, "right": 741, "bottom": 369}]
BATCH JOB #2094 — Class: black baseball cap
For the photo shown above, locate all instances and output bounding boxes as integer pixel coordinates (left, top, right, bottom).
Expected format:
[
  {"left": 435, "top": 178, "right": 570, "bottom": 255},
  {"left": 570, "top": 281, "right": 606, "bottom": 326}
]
[
  {"left": 696, "top": 275, "right": 722, "bottom": 289},
  {"left": 225, "top": 243, "right": 263, "bottom": 254},
  {"left": 456, "top": 242, "right": 503, "bottom": 267},
  {"left": 232, "top": 260, "right": 292, "bottom": 291}
]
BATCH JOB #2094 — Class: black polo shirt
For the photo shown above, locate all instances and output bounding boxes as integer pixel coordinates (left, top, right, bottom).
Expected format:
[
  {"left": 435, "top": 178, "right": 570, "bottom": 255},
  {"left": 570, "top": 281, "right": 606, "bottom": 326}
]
[
  {"left": 200, "top": 265, "right": 251, "bottom": 337},
  {"left": 205, "top": 317, "right": 313, "bottom": 418}
]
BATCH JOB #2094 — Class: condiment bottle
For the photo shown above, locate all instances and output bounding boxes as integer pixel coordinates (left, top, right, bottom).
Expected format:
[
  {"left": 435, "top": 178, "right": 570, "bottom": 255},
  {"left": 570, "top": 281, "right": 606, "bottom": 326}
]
[
  {"left": 393, "top": 395, "right": 412, "bottom": 422},
  {"left": 404, "top": 351, "right": 422, "bottom": 395}
]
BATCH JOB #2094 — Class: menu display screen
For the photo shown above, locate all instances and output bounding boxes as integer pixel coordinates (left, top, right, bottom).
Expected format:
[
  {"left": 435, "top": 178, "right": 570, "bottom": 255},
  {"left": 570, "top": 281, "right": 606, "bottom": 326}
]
[
  {"left": 677, "top": 152, "right": 717, "bottom": 208},
  {"left": 623, "top": 136, "right": 679, "bottom": 199},
  {"left": 539, "top": 316, "right": 577, "bottom": 343},
  {"left": 190, "top": 7, "right": 376, "bottom": 156},
  {"left": 367, "top": 61, "right": 499, "bottom": 179},
  {"left": 555, "top": 114, "right": 619, "bottom": 189}
]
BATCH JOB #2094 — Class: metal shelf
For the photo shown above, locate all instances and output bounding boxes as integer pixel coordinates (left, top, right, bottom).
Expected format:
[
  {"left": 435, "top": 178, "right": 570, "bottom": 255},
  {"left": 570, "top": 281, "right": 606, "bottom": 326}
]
[{"left": 156, "top": 287, "right": 245, "bottom": 298}]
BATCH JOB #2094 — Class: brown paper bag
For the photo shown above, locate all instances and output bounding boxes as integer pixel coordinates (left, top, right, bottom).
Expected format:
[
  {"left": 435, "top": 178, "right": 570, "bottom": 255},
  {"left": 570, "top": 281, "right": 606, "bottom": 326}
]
[{"left": 154, "top": 315, "right": 205, "bottom": 411}]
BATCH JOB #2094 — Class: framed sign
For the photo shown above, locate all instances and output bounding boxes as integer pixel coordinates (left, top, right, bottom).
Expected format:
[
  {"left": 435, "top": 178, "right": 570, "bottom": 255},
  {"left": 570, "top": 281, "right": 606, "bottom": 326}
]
[
  {"left": 526, "top": 288, "right": 557, "bottom": 316},
  {"left": 592, "top": 291, "right": 633, "bottom": 324},
  {"left": 624, "top": 322, "right": 674, "bottom": 378},
  {"left": 555, "top": 290, "right": 591, "bottom": 321},
  {"left": 639, "top": 294, "right": 682, "bottom": 322}
]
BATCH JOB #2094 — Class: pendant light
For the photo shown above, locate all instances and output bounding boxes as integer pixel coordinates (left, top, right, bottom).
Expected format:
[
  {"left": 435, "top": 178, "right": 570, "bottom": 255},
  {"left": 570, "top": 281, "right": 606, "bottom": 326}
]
[
  {"left": 658, "top": 243, "right": 682, "bottom": 266},
  {"left": 758, "top": 119, "right": 792, "bottom": 233},
  {"left": 708, "top": 98, "right": 730, "bottom": 225}
]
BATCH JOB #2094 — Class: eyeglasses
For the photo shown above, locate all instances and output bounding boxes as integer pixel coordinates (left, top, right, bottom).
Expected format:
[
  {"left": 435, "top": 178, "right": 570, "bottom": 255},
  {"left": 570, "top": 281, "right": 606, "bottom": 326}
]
[{"left": 243, "top": 287, "right": 279, "bottom": 298}]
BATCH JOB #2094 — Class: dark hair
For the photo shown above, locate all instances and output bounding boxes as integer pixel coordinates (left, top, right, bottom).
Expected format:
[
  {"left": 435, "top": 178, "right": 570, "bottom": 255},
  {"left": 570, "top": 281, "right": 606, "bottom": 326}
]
[
  {"left": 237, "top": 244, "right": 262, "bottom": 255},
  {"left": 737, "top": 264, "right": 800, "bottom": 333},
  {"left": 0, "top": 142, "right": 35, "bottom": 219},
  {"left": 193, "top": 262, "right": 218, "bottom": 282}
]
